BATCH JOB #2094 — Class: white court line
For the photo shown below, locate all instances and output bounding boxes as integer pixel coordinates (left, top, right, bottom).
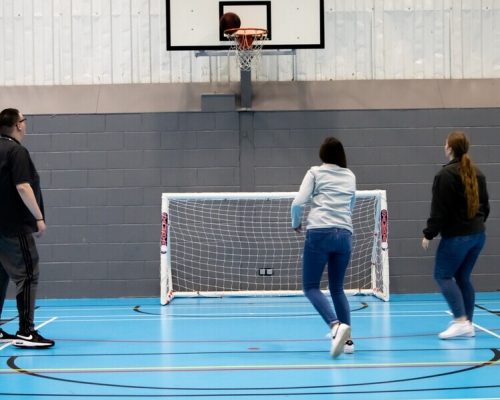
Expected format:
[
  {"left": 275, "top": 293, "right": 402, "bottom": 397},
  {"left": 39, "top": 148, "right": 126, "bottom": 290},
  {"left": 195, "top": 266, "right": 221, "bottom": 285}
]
[
  {"left": 416, "top": 397, "right": 500, "bottom": 400},
  {"left": 390, "top": 299, "right": 500, "bottom": 304},
  {"left": 445, "top": 310, "right": 500, "bottom": 340},
  {"left": 32, "top": 311, "right": 456, "bottom": 318},
  {"left": 8, "top": 310, "right": 494, "bottom": 320},
  {"left": 4, "top": 310, "right": 491, "bottom": 324},
  {"left": 44, "top": 313, "right": 486, "bottom": 323},
  {"left": 0, "top": 317, "right": 58, "bottom": 351},
  {"left": 35, "top": 316, "right": 58, "bottom": 330},
  {"left": 0, "top": 342, "right": 11, "bottom": 351},
  {"left": 473, "top": 323, "right": 500, "bottom": 340},
  {"left": 2, "top": 310, "right": 459, "bottom": 317},
  {"left": 2, "top": 300, "right": 499, "bottom": 313}
]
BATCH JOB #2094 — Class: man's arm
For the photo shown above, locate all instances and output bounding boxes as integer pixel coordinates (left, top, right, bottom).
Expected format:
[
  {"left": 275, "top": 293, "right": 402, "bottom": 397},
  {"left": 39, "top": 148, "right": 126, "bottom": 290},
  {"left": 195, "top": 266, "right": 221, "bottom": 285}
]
[{"left": 16, "top": 182, "right": 46, "bottom": 237}]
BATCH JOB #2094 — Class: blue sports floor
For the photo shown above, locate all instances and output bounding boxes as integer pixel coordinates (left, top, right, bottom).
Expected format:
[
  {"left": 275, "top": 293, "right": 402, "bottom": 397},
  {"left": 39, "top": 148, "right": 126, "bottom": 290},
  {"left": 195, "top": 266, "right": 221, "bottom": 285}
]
[{"left": 0, "top": 293, "right": 499, "bottom": 400}]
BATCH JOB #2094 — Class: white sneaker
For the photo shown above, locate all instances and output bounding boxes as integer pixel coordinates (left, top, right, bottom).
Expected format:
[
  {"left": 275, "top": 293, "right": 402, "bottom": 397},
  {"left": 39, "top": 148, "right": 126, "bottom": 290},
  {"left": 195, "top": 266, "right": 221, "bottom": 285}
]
[
  {"left": 330, "top": 323, "right": 351, "bottom": 358},
  {"left": 344, "top": 339, "right": 355, "bottom": 354},
  {"left": 438, "top": 321, "right": 475, "bottom": 339}
]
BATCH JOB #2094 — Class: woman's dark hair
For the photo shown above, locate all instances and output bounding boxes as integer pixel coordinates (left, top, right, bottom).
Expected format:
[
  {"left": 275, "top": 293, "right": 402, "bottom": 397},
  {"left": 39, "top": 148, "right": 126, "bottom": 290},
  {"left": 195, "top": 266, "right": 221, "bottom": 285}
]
[
  {"left": 319, "top": 136, "right": 347, "bottom": 168},
  {"left": 447, "top": 131, "right": 479, "bottom": 219}
]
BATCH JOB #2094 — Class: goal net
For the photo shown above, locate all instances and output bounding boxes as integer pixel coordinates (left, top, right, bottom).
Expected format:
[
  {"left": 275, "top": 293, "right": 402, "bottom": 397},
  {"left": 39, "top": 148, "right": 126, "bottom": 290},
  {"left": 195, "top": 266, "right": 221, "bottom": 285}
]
[{"left": 160, "top": 190, "right": 389, "bottom": 304}]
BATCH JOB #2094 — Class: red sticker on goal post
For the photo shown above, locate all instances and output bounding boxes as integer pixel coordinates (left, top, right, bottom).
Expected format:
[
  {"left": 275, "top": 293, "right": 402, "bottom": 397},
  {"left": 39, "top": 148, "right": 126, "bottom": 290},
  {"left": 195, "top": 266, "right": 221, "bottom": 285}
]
[
  {"left": 160, "top": 212, "right": 168, "bottom": 254},
  {"left": 380, "top": 209, "right": 388, "bottom": 250}
]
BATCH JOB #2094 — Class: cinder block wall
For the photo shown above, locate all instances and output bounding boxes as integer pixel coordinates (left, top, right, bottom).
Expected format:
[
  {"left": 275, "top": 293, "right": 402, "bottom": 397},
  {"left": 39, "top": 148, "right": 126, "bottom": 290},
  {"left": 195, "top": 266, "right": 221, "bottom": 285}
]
[{"left": 11, "top": 108, "right": 499, "bottom": 298}]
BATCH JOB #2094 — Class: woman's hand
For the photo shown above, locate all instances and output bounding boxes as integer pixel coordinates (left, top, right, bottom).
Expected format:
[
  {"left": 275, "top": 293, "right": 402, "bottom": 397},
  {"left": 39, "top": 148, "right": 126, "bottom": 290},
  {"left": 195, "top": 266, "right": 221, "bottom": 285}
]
[{"left": 421, "top": 237, "right": 430, "bottom": 250}]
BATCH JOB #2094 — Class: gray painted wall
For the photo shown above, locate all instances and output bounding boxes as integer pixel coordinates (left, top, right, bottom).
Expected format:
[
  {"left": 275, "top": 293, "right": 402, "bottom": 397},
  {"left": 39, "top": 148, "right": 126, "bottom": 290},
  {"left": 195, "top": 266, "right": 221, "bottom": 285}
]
[{"left": 8, "top": 108, "right": 499, "bottom": 298}]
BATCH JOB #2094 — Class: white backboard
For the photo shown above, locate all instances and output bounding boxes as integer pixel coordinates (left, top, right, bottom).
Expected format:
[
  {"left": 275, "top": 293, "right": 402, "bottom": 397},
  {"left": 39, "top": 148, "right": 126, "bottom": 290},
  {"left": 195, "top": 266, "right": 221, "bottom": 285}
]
[{"left": 167, "top": 0, "right": 325, "bottom": 50}]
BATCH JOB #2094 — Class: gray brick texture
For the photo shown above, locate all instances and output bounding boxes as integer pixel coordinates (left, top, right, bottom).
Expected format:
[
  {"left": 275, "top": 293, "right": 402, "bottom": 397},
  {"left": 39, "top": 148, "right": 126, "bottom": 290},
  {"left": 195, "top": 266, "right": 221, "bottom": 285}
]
[{"left": 7, "top": 109, "right": 498, "bottom": 299}]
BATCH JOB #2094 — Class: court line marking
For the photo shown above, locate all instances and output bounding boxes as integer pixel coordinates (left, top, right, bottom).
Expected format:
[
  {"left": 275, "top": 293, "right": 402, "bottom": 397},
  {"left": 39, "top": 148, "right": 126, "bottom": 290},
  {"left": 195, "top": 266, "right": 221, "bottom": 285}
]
[
  {"left": 2, "top": 309, "right": 495, "bottom": 317},
  {"left": 0, "top": 347, "right": 490, "bottom": 359},
  {"left": 3, "top": 358, "right": 499, "bottom": 374},
  {"left": 2, "top": 299, "right": 499, "bottom": 308},
  {"left": 0, "top": 317, "right": 58, "bottom": 351},
  {"left": 421, "top": 398, "right": 500, "bottom": 400},
  {"left": 4, "top": 349, "right": 498, "bottom": 395},
  {"left": 445, "top": 311, "right": 500, "bottom": 340},
  {"left": 2, "top": 301, "right": 499, "bottom": 313},
  {"left": 6, "top": 310, "right": 495, "bottom": 318},
  {"left": 1, "top": 299, "right": 499, "bottom": 310},
  {"left": 36, "top": 313, "right": 496, "bottom": 323},
  {"left": 473, "top": 324, "right": 500, "bottom": 340}
]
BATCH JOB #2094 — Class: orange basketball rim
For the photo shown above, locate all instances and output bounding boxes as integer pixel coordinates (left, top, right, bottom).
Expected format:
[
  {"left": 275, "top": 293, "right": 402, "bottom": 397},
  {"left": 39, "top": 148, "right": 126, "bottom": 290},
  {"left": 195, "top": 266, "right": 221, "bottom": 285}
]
[{"left": 224, "top": 27, "right": 268, "bottom": 50}]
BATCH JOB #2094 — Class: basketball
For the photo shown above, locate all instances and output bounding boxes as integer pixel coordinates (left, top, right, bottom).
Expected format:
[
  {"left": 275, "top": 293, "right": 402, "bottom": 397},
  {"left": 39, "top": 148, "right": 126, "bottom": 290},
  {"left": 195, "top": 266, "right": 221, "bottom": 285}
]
[{"left": 220, "top": 12, "right": 241, "bottom": 34}]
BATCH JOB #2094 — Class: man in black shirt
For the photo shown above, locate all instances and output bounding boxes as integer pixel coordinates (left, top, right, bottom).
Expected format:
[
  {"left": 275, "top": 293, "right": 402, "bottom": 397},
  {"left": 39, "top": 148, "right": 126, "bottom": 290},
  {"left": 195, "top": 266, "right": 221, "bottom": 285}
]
[{"left": 0, "top": 108, "right": 54, "bottom": 348}]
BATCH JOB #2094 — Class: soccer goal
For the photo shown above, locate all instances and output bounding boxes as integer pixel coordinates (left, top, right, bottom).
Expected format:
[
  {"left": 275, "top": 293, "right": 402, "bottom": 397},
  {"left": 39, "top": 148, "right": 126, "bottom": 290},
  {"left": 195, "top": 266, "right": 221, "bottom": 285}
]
[{"left": 160, "top": 190, "right": 389, "bottom": 305}]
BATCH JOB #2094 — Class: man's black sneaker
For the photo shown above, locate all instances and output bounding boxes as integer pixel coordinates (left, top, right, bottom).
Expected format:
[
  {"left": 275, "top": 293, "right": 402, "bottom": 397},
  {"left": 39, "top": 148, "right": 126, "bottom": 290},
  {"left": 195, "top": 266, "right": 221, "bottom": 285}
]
[
  {"left": 0, "top": 329, "right": 16, "bottom": 342},
  {"left": 13, "top": 330, "right": 55, "bottom": 348}
]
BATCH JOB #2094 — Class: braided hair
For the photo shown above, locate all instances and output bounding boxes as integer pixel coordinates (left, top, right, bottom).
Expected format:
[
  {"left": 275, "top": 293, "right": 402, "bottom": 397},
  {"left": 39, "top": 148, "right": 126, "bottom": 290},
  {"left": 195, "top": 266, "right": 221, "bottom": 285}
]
[{"left": 446, "top": 131, "right": 479, "bottom": 219}]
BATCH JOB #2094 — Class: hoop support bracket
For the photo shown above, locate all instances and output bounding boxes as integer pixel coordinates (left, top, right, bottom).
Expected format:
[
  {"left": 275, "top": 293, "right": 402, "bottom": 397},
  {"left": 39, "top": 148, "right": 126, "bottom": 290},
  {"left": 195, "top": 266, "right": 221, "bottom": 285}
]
[{"left": 195, "top": 49, "right": 296, "bottom": 58}]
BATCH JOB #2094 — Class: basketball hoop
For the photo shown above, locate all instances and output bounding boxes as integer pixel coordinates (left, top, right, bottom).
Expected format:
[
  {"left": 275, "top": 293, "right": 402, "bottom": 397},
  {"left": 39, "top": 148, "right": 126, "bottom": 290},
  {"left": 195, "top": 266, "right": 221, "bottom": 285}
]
[{"left": 224, "top": 28, "right": 268, "bottom": 71}]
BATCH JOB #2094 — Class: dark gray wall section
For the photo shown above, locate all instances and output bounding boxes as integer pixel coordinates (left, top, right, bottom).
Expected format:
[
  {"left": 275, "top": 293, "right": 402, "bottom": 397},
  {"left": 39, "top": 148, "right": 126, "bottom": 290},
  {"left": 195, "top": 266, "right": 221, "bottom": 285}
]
[{"left": 6, "top": 107, "right": 496, "bottom": 299}]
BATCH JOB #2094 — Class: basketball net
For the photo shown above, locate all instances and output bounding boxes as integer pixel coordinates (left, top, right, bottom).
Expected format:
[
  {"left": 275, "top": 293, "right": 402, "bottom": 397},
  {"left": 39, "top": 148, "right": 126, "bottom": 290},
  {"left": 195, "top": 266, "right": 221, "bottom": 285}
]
[{"left": 224, "top": 28, "right": 268, "bottom": 71}]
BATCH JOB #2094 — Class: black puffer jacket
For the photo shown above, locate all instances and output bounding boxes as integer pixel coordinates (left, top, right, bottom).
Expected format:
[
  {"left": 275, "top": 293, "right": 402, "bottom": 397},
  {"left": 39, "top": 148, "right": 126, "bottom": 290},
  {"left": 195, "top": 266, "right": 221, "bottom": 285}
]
[{"left": 423, "top": 159, "right": 489, "bottom": 240}]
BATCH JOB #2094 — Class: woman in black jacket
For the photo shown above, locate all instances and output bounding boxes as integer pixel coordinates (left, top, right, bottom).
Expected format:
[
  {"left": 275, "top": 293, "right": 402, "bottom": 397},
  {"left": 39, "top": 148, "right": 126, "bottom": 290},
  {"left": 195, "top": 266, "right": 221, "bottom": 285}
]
[{"left": 422, "top": 131, "right": 489, "bottom": 339}]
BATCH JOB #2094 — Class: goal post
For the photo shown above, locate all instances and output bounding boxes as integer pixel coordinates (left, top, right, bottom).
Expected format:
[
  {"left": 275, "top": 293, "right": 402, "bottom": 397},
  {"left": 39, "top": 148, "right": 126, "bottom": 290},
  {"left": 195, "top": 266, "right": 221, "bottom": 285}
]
[{"left": 160, "top": 190, "right": 389, "bottom": 305}]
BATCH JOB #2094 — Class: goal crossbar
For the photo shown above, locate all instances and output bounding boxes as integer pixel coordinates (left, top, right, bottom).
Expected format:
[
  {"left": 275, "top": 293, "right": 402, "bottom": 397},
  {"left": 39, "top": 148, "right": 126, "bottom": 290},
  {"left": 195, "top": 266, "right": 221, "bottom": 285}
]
[{"left": 160, "top": 190, "right": 389, "bottom": 304}]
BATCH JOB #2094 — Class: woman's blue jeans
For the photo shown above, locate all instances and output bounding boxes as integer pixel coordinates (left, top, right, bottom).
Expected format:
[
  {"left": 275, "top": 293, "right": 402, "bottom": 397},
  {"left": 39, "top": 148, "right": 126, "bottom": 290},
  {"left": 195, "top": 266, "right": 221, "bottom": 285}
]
[
  {"left": 302, "top": 227, "right": 352, "bottom": 327},
  {"left": 434, "top": 231, "right": 486, "bottom": 321}
]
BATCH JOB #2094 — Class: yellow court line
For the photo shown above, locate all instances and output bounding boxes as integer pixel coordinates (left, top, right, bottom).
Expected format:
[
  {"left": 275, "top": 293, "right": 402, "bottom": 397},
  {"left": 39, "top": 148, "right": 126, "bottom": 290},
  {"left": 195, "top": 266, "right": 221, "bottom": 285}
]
[{"left": 1, "top": 359, "right": 499, "bottom": 374}]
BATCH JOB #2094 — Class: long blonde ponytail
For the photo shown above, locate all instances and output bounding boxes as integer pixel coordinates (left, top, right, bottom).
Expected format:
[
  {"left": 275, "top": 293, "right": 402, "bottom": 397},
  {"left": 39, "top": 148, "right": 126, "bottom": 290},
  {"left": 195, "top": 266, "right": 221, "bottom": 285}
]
[{"left": 447, "top": 131, "right": 479, "bottom": 219}]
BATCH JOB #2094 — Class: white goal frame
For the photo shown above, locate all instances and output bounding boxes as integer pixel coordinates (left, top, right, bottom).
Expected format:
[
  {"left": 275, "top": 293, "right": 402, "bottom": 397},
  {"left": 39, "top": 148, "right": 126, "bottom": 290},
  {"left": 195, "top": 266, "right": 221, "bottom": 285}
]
[{"left": 160, "top": 190, "right": 389, "bottom": 305}]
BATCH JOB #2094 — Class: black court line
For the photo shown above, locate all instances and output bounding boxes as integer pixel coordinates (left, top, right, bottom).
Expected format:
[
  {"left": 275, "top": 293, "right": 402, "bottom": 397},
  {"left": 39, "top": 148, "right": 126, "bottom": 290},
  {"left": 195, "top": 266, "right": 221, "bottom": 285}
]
[
  {"left": 5, "top": 349, "right": 499, "bottom": 393},
  {"left": 133, "top": 302, "right": 369, "bottom": 316},
  {"left": 3, "top": 384, "right": 500, "bottom": 398},
  {"left": 8, "top": 331, "right": 476, "bottom": 345},
  {"left": 42, "top": 328, "right": 493, "bottom": 344},
  {"left": 0, "top": 316, "right": 17, "bottom": 326},
  {"left": 2, "top": 297, "right": 496, "bottom": 310},
  {"left": 0, "top": 346, "right": 494, "bottom": 362},
  {"left": 475, "top": 303, "right": 500, "bottom": 317},
  {"left": 0, "top": 306, "right": 40, "bottom": 326}
]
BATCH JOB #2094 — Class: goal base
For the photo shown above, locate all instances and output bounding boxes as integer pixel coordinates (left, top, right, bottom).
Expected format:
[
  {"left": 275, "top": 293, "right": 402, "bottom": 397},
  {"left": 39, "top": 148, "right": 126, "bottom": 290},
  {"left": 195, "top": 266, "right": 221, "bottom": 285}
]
[{"left": 161, "top": 289, "right": 388, "bottom": 305}]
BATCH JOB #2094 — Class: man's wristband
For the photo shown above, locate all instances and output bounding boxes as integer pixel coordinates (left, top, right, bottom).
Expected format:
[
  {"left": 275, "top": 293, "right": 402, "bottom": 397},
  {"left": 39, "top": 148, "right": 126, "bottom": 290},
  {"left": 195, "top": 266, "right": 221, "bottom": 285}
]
[{"left": 36, "top": 218, "right": 44, "bottom": 221}]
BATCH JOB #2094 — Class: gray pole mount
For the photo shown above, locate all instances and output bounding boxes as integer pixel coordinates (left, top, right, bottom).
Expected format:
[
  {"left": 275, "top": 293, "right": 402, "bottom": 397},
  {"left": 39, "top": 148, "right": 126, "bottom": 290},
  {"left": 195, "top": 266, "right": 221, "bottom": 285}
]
[{"left": 240, "top": 69, "right": 252, "bottom": 109}]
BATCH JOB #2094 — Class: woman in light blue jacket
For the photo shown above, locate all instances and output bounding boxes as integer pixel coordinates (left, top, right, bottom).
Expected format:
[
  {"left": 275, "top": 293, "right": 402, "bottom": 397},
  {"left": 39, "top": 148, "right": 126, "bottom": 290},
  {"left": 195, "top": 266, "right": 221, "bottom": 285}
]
[{"left": 291, "top": 137, "right": 356, "bottom": 358}]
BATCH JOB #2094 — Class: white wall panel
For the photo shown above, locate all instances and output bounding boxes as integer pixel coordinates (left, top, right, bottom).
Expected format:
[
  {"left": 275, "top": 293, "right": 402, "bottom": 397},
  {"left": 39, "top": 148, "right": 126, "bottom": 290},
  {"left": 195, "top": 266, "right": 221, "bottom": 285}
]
[
  {"left": 53, "top": 0, "right": 73, "bottom": 85},
  {"left": 2, "top": 0, "right": 15, "bottom": 85},
  {"left": 73, "top": 0, "right": 92, "bottom": 84},
  {"left": 13, "top": 1, "right": 28, "bottom": 85},
  {"left": 34, "top": 0, "right": 55, "bottom": 85},
  {"left": 2, "top": 0, "right": 500, "bottom": 85},
  {"left": 130, "top": 0, "right": 151, "bottom": 83},
  {"left": 91, "top": 0, "right": 112, "bottom": 84},
  {"left": 111, "top": 0, "right": 132, "bottom": 83}
]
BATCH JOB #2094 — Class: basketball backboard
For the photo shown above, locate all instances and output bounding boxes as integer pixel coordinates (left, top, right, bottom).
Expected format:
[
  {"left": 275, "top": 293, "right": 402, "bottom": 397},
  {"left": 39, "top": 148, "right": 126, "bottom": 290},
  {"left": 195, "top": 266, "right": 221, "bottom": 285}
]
[{"left": 166, "top": 0, "right": 324, "bottom": 51}]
